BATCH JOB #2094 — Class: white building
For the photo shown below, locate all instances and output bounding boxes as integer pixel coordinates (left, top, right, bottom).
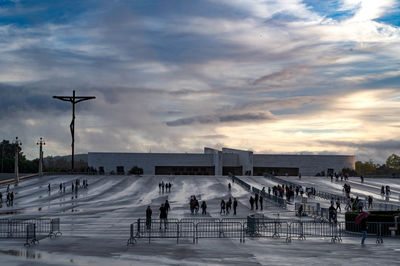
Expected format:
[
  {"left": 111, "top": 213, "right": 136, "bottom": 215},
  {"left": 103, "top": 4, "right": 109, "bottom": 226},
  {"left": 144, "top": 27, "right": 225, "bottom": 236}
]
[{"left": 88, "top": 147, "right": 355, "bottom": 176}]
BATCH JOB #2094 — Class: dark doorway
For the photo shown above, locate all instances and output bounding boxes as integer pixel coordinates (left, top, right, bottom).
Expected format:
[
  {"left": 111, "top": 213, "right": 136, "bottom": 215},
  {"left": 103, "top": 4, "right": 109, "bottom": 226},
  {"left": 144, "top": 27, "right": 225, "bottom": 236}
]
[
  {"left": 155, "top": 166, "right": 215, "bottom": 175},
  {"left": 116, "top": 166, "right": 125, "bottom": 175},
  {"left": 222, "top": 166, "right": 243, "bottom": 176},
  {"left": 253, "top": 167, "right": 299, "bottom": 176}
]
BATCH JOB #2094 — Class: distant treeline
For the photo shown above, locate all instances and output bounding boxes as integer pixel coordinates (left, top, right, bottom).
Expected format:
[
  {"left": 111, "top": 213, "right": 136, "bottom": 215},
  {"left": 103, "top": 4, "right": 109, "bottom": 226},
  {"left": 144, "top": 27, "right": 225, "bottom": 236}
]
[
  {"left": 0, "top": 140, "right": 88, "bottom": 173},
  {"left": 355, "top": 154, "right": 400, "bottom": 176}
]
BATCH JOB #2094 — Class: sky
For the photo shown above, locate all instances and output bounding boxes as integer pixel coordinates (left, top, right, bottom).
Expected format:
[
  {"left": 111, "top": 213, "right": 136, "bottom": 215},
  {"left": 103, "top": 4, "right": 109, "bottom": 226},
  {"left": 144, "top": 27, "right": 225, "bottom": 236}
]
[{"left": 0, "top": 0, "right": 400, "bottom": 163}]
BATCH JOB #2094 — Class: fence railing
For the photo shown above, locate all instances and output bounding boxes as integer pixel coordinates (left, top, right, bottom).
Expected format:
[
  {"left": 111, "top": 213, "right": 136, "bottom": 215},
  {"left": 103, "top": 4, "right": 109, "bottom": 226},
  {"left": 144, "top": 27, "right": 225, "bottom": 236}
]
[
  {"left": 264, "top": 175, "right": 400, "bottom": 212},
  {"left": 231, "top": 175, "right": 287, "bottom": 209},
  {"left": 0, "top": 218, "right": 61, "bottom": 245},
  {"left": 253, "top": 186, "right": 287, "bottom": 209},
  {"left": 230, "top": 175, "right": 251, "bottom": 191},
  {"left": 127, "top": 218, "right": 399, "bottom": 245}
]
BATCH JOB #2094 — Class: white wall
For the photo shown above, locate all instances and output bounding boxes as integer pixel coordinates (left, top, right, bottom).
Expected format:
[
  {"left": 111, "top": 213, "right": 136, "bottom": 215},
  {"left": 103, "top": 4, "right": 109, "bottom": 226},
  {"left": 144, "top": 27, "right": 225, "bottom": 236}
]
[
  {"left": 254, "top": 154, "right": 355, "bottom": 176},
  {"left": 222, "top": 148, "right": 253, "bottom": 175},
  {"left": 88, "top": 152, "right": 214, "bottom": 175}
]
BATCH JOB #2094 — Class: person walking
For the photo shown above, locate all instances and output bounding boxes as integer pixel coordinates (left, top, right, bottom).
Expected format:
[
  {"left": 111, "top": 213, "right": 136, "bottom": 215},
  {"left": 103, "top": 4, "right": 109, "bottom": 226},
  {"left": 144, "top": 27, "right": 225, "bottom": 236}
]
[
  {"left": 255, "top": 193, "right": 259, "bottom": 210},
  {"left": 360, "top": 218, "right": 368, "bottom": 245},
  {"left": 233, "top": 198, "right": 238, "bottom": 215},
  {"left": 336, "top": 199, "right": 341, "bottom": 212},
  {"left": 249, "top": 196, "right": 255, "bottom": 210},
  {"left": 228, "top": 183, "right": 231, "bottom": 191},
  {"left": 201, "top": 201, "right": 207, "bottom": 215},
  {"left": 146, "top": 206, "right": 152, "bottom": 229},
  {"left": 220, "top": 199, "right": 226, "bottom": 215},
  {"left": 226, "top": 198, "right": 232, "bottom": 215},
  {"left": 259, "top": 195, "right": 263, "bottom": 210},
  {"left": 368, "top": 196, "right": 373, "bottom": 209},
  {"left": 357, "top": 200, "right": 364, "bottom": 212},
  {"left": 329, "top": 204, "right": 337, "bottom": 223},
  {"left": 10, "top": 192, "right": 14, "bottom": 206},
  {"left": 159, "top": 204, "right": 168, "bottom": 230},
  {"left": 164, "top": 200, "right": 170, "bottom": 214}
]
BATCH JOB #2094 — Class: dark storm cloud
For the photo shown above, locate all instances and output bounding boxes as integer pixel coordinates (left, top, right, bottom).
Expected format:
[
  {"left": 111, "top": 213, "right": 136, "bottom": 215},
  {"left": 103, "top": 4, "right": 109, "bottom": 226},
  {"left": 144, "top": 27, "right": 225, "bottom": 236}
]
[
  {"left": 0, "top": 84, "right": 69, "bottom": 117},
  {"left": 321, "top": 140, "right": 400, "bottom": 151},
  {"left": 251, "top": 66, "right": 309, "bottom": 85},
  {"left": 166, "top": 112, "right": 273, "bottom": 126}
]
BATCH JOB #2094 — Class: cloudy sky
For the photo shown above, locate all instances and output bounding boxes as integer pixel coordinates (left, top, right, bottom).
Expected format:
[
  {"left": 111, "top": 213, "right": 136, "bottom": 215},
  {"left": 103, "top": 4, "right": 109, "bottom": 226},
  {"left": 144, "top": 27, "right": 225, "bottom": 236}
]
[{"left": 1, "top": 0, "right": 400, "bottom": 163}]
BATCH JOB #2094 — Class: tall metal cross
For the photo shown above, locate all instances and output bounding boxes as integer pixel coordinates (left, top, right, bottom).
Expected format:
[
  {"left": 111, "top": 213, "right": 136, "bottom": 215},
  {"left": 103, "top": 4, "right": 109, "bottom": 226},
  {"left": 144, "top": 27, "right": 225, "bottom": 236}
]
[{"left": 53, "top": 90, "right": 95, "bottom": 173}]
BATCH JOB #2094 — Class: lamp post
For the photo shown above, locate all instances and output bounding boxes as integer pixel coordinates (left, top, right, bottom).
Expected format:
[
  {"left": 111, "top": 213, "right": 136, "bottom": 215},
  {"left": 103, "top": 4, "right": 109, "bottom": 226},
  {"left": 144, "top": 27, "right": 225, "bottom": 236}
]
[
  {"left": 14, "top": 136, "right": 22, "bottom": 184},
  {"left": 37, "top": 137, "right": 45, "bottom": 176},
  {"left": 1, "top": 141, "right": 4, "bottom": 173}
]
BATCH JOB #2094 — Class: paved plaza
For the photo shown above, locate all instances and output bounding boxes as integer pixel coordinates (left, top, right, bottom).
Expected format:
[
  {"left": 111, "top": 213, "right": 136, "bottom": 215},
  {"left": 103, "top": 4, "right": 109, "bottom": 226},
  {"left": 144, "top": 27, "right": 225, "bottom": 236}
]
[{"left": 0, "top": 174, "right": 399, "bottom": 265}]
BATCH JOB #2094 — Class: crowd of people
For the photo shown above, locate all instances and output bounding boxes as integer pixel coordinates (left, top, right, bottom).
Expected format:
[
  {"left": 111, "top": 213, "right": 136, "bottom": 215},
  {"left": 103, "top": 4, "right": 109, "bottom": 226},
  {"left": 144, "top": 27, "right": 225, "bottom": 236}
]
[
  {"left": 145, "top": 199, "right": 171, "bottom": 230},
  {"left": 158, "top": 181, "right": 172, "bottom": 193},
  {"left": 48, "top": 178, "right": 89, "bottom": 194},
  {"left": 0, "top": 185, "right": 15, "bottom": 207}
]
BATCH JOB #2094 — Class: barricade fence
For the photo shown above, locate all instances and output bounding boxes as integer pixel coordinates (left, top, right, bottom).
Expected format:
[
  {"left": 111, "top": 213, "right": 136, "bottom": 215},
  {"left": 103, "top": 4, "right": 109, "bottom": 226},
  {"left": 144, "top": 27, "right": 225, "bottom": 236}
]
[
  {"left": 264, "top": 174, "right": 400, "bottom": 211},
  {"left": 0, "top": 218, "right": 62, "bottom": 244},
  {"left": 230, "top": 175, "right": 251, "bottom": 191},
  {"left": 127, "top": 218, "right": 399, "bottom": 245},
  {"left": 231, "top": 175, "right": 287, "bottom": 209}
]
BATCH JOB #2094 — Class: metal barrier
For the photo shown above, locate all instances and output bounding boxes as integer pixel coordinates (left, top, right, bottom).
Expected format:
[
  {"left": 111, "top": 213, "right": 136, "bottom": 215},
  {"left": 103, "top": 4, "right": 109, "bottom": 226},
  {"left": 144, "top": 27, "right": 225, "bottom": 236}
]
[
  {"left": 289, "top": 221, "right": 340, "bottom": 242},
  {"left": 127, "top": 218, "right": 398, "bottom": 245},
  {"left": 230, "top": 175, "right": 251, "bottom": 191},
  {"left": 251, "top": 179, "right": 287, "bottom": 209},
  {"left": 195, "top": 221, "right": 243, "bottom": 243},
  {"left": 24, "top": 223, "right": 38, "bottom": 247},
  {"left": 369, "top": 202, "right": 400, "bottom": 211},
  {"left": 0, "top": 218, "right": 61, "bottom": 243},
  {"left": 263, "top": 175, "right": 400, "bottom": 212},
  {"left": 339, "top": 221, "right": 400, "bottom": 244},
  {"left": 49, "top": 218, "right": 62, "bottom": 238},
  {"left": 245, "top": 218, "right": 289, "bottom": 241}
]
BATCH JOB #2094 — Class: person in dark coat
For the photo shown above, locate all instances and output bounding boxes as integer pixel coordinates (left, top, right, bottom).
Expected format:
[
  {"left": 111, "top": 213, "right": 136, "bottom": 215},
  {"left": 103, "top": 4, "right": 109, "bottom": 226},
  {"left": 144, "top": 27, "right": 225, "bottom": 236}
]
[
  {"left": 10, "top": 192, "right": 14, "bottom": 206},
  {"left": 233, "top": 198, "right": 238, "bottom": 215},
  {"left": 249, "top": 196, "right": 255, "bottom": 210},
  {"left": 159, "top": 204, "right": 168, "bottom": 229},
  {"left": 164, "top": 200, "right": 171, "bottom": 214},
  {"left": 201, "top": 201, "right": 207, "bottom": 215},
  {"left": 329, "top": 205, "right": 337, "bottom": 223},
  {"left": 226, "top": 198, "right": 232, "bottom": 215},
  {"left": 220, "top": 199, "right": 226, "bottom": 214},
  {"left": 360, "top": 218, "right": 368, "bottom": 245},
  {"left": 146, "top": 206, "right": 152, "bottom": 229},
  {"left": 254, "top": 193, "right": 259, "bottom": 210},
  {"left": 259, "top": 195, "right": 263, "bottom": 210}
]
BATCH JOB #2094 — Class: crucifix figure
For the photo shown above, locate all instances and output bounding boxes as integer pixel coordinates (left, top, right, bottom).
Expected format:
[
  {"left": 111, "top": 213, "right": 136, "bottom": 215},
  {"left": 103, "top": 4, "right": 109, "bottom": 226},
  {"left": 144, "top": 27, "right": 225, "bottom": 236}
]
[{"left": 53, "top": 90, "right": 95, "bottom": 173}]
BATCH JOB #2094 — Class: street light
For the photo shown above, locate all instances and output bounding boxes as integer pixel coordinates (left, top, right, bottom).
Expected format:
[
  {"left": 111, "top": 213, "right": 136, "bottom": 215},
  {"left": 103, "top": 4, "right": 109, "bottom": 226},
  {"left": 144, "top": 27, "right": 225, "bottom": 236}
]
[
  {"left": 37, "top": 137, "right": 46, "bottom": 176},
  {"left": 14, "top": 136, "right": 22, "bottom": 184}
]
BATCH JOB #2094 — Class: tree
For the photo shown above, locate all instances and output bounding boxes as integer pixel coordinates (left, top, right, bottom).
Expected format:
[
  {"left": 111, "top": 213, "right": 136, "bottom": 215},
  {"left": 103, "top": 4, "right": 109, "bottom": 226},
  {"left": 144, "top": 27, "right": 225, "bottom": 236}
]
[
  {"left": 129, "top": 166, "right": 143, "bottom": 176},
  {"left": 386, "top": 154, "right": 400, "bottom": 170},
  {"left": 0, "top": 139, "right": 38, "bottom": 173},
  {"left": 355, "top": 160, "right": 377, "bottom": 175}
]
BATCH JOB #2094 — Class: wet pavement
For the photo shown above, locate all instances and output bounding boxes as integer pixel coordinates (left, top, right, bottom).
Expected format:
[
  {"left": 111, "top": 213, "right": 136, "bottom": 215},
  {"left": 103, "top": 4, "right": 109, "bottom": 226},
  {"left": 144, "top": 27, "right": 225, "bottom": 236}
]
[{"left": 0, "top": 174, "right": 399, "bottom": 265}]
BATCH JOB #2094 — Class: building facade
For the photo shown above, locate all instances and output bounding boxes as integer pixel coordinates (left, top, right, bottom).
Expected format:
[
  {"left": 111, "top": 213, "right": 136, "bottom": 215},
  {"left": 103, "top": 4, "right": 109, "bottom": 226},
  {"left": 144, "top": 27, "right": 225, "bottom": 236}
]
[{"left": 88, "top": 147, "right": 355, "bottom": 176}]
